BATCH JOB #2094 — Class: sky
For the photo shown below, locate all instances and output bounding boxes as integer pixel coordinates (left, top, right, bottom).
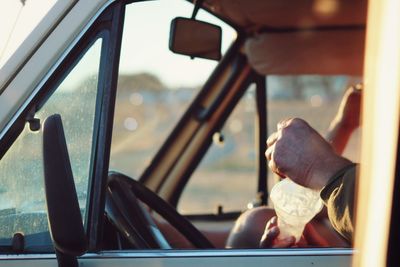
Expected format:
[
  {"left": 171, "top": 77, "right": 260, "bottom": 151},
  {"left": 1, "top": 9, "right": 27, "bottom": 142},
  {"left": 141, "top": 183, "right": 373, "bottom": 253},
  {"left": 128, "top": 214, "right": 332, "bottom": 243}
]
[
  {"left": 119, "top": 0, "right": 237, "bottom": 88},
  {"left": 0, "top": 0, "right": 237, "bottom": 89}
]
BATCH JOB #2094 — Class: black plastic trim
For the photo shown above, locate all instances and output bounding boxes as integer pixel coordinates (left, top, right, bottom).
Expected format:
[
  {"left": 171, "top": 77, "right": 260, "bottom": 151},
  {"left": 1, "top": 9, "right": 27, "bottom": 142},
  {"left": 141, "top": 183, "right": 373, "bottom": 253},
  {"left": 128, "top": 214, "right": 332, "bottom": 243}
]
[
  {"left": 255, "top": 75, "right": 268, "bottom": 205},
  {"left": 86, "top": 2, "right": 125, "bottom": 251},
  {"left": 184, "top": 211, "right": 241, "bottom": 222}
]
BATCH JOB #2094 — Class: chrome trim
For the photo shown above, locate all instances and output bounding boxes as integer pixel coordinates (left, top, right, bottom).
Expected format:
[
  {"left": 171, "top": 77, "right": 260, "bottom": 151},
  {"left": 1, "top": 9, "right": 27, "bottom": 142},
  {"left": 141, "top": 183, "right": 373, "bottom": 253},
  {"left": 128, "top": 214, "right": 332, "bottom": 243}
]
[
  {"left": 0, "top": 0, "right": 115, "bottom": 140},
  {"left": 0, "top": 254, "right": 56, "bottom": 260},
  {"left": 0, "top": 248, "right": 354, "bottom": 260},
  {"left": 82, "top": 248, "right": 354, "bottom": 259}
]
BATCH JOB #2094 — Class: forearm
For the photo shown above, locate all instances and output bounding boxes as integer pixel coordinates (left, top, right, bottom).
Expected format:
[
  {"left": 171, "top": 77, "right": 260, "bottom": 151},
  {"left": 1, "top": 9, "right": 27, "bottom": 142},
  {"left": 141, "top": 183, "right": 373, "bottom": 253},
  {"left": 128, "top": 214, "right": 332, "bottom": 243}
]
[{"left": 326, "top": 120, "right": 355, "bottom": 155}]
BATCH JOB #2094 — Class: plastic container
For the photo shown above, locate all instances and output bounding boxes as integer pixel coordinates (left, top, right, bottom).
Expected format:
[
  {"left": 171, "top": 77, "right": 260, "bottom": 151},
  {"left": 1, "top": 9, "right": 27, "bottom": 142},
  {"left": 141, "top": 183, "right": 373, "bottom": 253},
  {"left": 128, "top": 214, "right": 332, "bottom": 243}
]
[{"left": 270, "top": 179, "right": 323, "bottom": 242}]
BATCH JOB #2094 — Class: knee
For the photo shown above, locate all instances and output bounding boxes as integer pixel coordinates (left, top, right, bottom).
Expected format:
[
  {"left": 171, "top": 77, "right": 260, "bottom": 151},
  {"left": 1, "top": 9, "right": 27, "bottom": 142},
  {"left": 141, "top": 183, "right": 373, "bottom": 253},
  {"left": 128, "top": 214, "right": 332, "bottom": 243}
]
[{"left": 226, "top": 207, "right": 276, "bottom": 248}]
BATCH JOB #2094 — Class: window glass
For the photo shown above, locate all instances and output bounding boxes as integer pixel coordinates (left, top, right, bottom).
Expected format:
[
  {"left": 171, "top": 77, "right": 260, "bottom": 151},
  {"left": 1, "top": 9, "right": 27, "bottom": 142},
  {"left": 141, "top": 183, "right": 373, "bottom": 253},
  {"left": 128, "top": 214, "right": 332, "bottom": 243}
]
[
  {"left": 109, "top": 0, "right": 236, "bottom": 179},
  {"left": 0, "top": 38, "right": 102, "bottom": 251},
  {"left": 179, "top": 85, "right": 257, "bottom": 214}
]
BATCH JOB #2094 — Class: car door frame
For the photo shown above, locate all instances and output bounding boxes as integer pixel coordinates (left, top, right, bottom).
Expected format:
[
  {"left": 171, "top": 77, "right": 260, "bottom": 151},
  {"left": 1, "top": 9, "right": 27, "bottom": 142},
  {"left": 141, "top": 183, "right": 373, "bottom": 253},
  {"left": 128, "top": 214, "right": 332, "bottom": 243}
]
[
  {"left": 100, "top": 2, "right": 353, "bottom": 267},
  {"left": 0, "top": 0, "right": 358, "bottom": 266},
  {"left": 0, "top": 0, "right": 125, "bottom": 263}
]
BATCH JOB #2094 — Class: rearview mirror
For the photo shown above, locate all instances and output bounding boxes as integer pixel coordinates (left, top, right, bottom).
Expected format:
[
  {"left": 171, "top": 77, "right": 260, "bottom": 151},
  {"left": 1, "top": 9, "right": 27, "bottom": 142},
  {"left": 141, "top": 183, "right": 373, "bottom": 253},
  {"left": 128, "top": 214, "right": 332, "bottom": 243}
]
[{"left": 169, "top": 17, "right": 222, "bottom": 61}]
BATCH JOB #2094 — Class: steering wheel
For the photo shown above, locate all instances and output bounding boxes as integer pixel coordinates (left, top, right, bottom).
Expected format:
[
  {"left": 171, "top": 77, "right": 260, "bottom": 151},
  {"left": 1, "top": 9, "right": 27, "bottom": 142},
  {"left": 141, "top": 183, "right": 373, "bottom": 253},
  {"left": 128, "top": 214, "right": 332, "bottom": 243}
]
[{"left": 105, "top": 171, "right": 214, "bottom": 249}]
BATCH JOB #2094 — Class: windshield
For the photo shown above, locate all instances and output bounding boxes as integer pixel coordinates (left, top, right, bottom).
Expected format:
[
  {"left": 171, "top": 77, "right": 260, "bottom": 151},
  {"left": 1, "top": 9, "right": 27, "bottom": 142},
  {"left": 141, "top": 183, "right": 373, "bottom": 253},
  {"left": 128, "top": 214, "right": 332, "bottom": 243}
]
[
  {"left": 109, "top": 0, "right": 237, "bottom": 179},
  {"left": 0, "top": 0, "right": 58, "bottom": 68}
]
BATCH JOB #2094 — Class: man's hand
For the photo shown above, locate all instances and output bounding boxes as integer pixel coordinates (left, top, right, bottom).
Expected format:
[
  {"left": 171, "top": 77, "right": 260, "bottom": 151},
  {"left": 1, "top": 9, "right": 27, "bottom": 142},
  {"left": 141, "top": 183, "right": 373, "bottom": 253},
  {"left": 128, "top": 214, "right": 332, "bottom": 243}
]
[
  {"left": 259, "top": 216, "right": 296, "bottom": 248},
  {"left": 265, "top": 118, "right": 352, "bottom": 190}
]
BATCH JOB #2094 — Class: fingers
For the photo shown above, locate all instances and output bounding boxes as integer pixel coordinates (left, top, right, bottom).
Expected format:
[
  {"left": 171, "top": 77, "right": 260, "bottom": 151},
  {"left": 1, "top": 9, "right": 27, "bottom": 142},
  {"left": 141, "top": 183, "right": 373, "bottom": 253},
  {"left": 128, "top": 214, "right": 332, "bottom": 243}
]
[
  {"left": 266, "top": 143, "right": 286, "bottom": 178},
  {"left": 295, "top": 235, "right": 308, "bottom": 247},
  {"left": 265, "top": 135, "right": 286, "bottom": 178},
  {"left": 271, "top": 236, "right": 296, "bottom": 248},
  {"left": 259, "top": 226, "right": 279, "bottom": 248},
  {"left": 267, "top": 118, "right": 293, "bottom": 147},
  {"left": 266, "top": 132, "right": 278, "bottom": 171},
  {"left": 267, "top": 118, "right": 292, "bottom": 148},
  {"left": 265, "top": 145, "right": 273, "bottom": 161},
  {"left": 266, "top": 132, "right": 278, "bottom": 147},
  {"left": 260, "top": 217, "right": 278, "bottom": 247},
  {"left": 277, "top": 118, "right": 292, "bottom": 130},
  {"left": 265, "top": 216, "right": 278, "bottom": 230},
  {"left": 260, "top": 217, "right": 296, "bottom": 248}
]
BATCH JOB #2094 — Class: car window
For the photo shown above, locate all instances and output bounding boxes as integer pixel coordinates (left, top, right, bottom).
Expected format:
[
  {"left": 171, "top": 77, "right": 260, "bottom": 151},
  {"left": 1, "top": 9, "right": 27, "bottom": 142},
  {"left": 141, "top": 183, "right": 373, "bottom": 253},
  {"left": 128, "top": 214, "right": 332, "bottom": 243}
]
[
  {"left": 109, "top": 0, "right": 236, "bottom": 180},
  {"left": 0, "top": 37, "right": 102, "bottom": 252},
  {"left": 179, "top": 84, "right": 258, "bottom": 214}
]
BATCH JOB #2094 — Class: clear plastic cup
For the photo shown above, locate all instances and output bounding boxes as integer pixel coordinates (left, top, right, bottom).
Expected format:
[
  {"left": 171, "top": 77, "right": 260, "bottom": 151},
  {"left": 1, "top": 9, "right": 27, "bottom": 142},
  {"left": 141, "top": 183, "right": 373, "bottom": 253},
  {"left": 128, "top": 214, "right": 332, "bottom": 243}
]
[{"left": 270, "top": 179, "right": 323, "bottom": 242}]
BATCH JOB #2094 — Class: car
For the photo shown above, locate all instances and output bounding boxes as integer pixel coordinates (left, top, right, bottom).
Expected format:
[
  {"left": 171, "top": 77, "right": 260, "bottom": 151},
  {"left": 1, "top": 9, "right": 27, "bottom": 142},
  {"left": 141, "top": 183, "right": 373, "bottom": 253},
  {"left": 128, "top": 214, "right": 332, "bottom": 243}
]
[{"left": 0, "top": 0, "right": 398, "bottom": 266}]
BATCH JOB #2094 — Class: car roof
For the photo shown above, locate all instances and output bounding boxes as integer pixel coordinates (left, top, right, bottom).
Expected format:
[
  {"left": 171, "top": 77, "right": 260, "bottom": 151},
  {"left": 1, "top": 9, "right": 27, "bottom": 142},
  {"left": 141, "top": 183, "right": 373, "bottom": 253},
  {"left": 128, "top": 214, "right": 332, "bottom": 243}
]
[
  {"left": 203, "top": 0, "right": 367, "bottom": 76},
  {"left": 203, "top": 0, "right": 367, "bottom": 30},
  {"left": 1, "top": 0, "right": 366, "bottom": 93}
]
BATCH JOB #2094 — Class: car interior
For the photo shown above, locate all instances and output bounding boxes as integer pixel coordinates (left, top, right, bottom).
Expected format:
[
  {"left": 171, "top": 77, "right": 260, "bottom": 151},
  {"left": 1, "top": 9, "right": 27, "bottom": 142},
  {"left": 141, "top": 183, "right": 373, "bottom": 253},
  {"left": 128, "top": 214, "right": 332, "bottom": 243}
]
[
  {"left": 109, "top": 0, "right": 363, "bottom": 249},
  {"left": 101, "top": 0, "right": 365, "bottom": 251},
  {"left": 0, "top": 0, "right": 366, "bottom": 262}
]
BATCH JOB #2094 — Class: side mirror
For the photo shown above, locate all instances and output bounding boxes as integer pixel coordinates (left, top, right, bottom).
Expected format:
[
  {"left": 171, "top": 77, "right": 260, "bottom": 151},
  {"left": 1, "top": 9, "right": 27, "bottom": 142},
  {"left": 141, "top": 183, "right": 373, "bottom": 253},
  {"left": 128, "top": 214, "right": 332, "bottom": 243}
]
[
  {"left": 43, "top": 114, "right": 87, "bottom": 267},
  {"left": 169, "top": 17, "right": 222, "bottom": 61}
]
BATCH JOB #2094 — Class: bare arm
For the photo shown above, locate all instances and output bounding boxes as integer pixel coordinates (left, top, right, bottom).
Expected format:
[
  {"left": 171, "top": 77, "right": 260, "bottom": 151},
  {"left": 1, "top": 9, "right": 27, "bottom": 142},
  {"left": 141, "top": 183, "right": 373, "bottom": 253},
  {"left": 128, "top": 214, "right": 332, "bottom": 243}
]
[{"left": 325, "top": 84, "right": 362, "bottom": 154}]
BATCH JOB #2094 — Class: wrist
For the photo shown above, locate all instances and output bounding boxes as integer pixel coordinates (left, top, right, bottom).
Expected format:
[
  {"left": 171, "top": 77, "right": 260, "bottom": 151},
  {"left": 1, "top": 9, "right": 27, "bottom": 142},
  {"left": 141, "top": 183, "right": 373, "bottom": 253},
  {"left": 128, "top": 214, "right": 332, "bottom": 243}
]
[{"left": 307, "top": 155, "right": 353, "bottom": 190}]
